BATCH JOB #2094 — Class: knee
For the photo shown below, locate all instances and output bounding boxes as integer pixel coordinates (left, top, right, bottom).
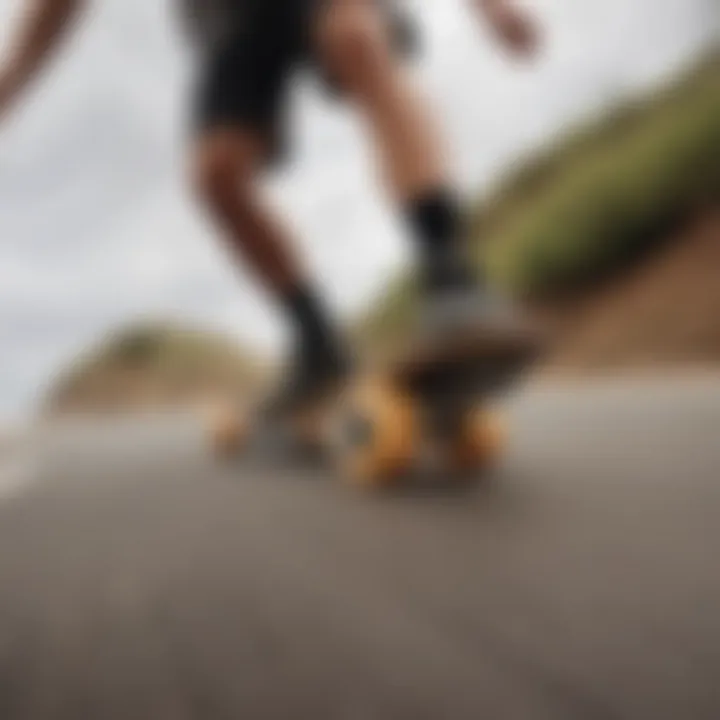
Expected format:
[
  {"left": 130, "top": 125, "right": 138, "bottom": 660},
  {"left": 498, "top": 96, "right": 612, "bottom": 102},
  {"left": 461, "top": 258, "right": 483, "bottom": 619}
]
[
  {"left": 315, "top": 4, "right": 388, "bottom": 87},
  {"left": 191, "top": 132, "right": 257, "bottom": 214}
]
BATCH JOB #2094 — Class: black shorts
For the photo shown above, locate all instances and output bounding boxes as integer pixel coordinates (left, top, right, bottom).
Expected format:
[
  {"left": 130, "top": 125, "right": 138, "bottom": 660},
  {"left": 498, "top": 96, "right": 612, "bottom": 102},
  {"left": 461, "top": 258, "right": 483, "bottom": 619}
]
[{"left": 191, "top": 0, "right": 418, "bottom": 163}]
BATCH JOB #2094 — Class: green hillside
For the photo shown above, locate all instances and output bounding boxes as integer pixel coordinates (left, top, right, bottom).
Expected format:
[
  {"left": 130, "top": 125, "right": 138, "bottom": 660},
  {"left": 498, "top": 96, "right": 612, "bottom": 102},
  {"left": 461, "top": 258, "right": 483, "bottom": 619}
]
[{"left": 359, "top": 51, "right": 719, "bottom": 349}]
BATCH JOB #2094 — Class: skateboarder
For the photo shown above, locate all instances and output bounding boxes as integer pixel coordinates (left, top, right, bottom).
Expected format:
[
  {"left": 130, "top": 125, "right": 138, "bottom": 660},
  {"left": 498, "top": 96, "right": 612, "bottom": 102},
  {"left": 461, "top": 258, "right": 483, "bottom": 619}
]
[{"left": 0, "top": 0, "right": 542, "bottom": 423}]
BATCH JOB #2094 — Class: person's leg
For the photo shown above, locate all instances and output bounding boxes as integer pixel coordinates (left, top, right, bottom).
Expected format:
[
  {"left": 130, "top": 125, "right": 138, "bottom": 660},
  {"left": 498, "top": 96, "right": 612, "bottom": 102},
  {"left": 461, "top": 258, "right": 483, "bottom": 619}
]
[
  {"left": 190, "top": 27, "right": 347, "bottom": 414},
  {"left": 191, "top": 127, "right": 337, "bottom": 354},
  {"left": 313, "top": 0, "right": 475, "bottom": 294},
  {"left": 192, "top": 127, "right": 298, "bottom": 293}
]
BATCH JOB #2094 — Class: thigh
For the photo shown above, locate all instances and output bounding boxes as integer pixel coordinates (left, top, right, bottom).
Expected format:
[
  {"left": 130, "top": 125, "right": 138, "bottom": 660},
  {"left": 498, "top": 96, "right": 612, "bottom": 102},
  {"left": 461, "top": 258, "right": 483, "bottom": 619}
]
[{"left": 307, "top": 0, "right": 421, "bottom": 95}]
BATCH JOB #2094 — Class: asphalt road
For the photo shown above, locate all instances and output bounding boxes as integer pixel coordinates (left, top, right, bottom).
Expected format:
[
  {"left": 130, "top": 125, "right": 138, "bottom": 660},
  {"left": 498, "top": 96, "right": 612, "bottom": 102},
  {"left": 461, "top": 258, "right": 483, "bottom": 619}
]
[{"left": 1, "top": 376, "right": 719, "bottom": 720}]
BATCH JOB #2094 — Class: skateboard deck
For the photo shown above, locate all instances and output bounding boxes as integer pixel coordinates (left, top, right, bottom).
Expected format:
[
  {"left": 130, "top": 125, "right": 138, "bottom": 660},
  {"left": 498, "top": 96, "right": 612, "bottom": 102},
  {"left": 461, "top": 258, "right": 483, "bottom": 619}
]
[{"left": 206, "top": 331, "right": 540, "bottom": 489}]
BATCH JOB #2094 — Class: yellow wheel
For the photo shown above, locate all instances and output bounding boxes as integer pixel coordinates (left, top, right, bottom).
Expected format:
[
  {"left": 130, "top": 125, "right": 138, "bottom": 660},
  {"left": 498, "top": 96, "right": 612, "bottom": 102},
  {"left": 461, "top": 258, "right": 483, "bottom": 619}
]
[
  {"left": 329, "top": 377, "right": 417, "bottom": 489},
  {"left": 204, "top": 399, "right": 249, "bottom": 457},
  {"left": 447, "top": 408, "right": 507, "bottom": 476}
]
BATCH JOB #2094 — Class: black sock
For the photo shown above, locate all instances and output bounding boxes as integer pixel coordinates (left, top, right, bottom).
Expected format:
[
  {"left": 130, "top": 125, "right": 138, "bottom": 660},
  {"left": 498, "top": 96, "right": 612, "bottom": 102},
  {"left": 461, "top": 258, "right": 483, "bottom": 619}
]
[
  {"left": 282, "top": 284, "right": 336, "bottom": 355},
  {"left": 404, "top": 189, "right": 481, "bottom": 291}
]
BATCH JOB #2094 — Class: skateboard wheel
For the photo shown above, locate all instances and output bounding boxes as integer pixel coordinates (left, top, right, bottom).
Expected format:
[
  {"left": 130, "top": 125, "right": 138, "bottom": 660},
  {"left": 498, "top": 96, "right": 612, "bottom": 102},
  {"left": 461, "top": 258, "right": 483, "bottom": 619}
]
[
  {"left": 329, "top": 378, "right": 417, "bottom": 488},
  {"left": 447, "top": 408, "right": 506, "bottom": 475},
  {"left": 205, "top": 400, "right": 248, "bottom": 456}
]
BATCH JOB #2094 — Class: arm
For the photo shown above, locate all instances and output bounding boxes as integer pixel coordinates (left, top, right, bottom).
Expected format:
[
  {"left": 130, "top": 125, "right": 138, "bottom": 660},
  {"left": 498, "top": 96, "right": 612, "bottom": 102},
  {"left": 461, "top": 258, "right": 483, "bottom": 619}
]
[
  {"left": 471, "top": 0, "right": 540, "bottom": 58},
  {"left": 0, "top": 0, "right": 86, "bottom": 119}
]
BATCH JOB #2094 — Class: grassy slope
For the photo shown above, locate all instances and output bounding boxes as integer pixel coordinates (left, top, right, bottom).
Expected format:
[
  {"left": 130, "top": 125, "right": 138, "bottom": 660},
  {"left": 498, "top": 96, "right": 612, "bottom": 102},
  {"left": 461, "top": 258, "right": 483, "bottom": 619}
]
[
  {"left": 358, "top": 51, "right": 720, "bottom": 351},
  {"left": 45, "top": 322, "right": 267, "bottom": 415}
]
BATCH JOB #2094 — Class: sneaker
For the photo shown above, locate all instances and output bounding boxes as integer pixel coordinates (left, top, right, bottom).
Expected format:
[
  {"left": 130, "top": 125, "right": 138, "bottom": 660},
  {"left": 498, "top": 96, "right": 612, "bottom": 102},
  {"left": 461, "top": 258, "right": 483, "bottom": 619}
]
[{"left": 411, "top": 279, "right": 545, "bottom": 366}]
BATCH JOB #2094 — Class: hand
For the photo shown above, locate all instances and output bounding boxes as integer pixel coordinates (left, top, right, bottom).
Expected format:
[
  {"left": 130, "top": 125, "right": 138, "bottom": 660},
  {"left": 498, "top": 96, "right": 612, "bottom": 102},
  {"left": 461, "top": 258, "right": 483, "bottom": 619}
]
[{"left": 477, "top": 1, "right": 541, "bottom": 59}]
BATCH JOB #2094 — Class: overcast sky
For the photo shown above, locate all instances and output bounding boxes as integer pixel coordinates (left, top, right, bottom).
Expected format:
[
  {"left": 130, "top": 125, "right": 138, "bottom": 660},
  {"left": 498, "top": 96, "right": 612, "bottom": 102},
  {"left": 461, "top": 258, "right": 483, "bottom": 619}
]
[{"left": 0, "top": 0, "right": 717, "bottom": 423}]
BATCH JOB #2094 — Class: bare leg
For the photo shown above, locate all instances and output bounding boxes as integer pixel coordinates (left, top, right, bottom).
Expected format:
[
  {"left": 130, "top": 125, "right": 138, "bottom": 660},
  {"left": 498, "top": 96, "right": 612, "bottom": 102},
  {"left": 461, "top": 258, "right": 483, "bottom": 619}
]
[
  {"left": 314, "top": 0, "right": 447, "bottom": 202},
  {"left": 191, "top": 127, "right": 304, "bottom": 294},
  {"left": 191, "top": 126, "right": 348, "bottom": 415},
  {"left": 314, "top": 1, "right": 543, "bottom": 357},
  {"left": 314, "top": 0, "right": 481, "bottom": 305}
]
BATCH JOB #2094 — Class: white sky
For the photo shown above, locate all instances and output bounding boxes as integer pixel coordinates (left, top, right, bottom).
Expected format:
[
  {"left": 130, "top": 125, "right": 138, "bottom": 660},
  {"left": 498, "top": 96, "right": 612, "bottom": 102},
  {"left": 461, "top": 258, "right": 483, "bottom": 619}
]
[{"left": 0, "top": 0, "right": 717, "bottom": 423}]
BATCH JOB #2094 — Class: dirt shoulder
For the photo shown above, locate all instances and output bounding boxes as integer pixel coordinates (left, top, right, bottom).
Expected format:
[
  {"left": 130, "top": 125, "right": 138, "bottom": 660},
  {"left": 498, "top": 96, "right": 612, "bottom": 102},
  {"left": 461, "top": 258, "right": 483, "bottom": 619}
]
[{"left": 536, "top": 208, "right": 720, "bottom": 373}]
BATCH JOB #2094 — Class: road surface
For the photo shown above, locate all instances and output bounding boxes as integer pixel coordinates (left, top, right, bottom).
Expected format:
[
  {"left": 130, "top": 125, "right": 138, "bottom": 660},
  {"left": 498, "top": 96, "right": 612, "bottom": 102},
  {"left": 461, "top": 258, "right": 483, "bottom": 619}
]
[{"left": 1, "top": 376, "right": 719, "bottom": 719}]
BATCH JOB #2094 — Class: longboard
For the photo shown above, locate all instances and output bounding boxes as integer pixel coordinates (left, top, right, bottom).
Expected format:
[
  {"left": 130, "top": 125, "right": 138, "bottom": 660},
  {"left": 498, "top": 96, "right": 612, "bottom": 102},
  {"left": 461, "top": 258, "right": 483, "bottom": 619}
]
[{"left": 206, "top": 329, "right": 541, "bottom": 489}]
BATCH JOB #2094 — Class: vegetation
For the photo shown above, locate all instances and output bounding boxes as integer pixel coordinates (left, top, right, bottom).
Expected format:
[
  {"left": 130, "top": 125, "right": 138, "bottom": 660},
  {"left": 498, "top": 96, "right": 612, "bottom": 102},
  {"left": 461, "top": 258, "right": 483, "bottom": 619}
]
[
  {"left": 359, "top": 51, "right": 720, "bottom": 348},
  {"left": 45, "top": 322, "right": 267, "bottom": 415}
]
